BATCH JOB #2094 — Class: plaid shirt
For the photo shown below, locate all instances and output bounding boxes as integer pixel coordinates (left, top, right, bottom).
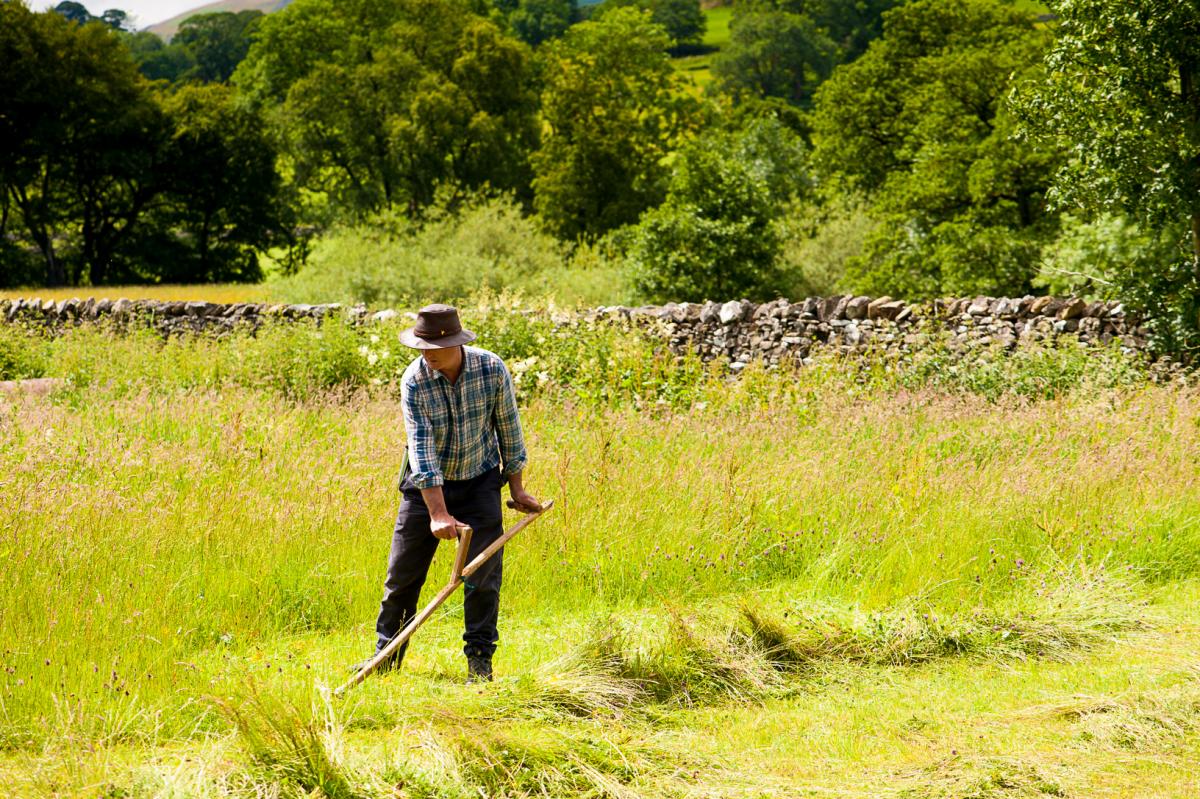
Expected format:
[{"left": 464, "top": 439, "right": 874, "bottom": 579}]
[{"left": 400, "top": 346, "right": 528, "bottom": 489}]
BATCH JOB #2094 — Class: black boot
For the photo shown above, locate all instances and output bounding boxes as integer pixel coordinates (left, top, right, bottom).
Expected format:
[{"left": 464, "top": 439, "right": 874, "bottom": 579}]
[{"left": 466, "top": 648, "right": 493, "bottom": 683}]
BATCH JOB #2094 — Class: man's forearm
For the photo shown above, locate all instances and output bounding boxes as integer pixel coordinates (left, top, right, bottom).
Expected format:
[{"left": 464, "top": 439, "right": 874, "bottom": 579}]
[
  {"left": 507, "top": 470, "right": 525, "bottom": 494},
  {"left": 420, "top": 485, "right": 450, "bottom": 520}
]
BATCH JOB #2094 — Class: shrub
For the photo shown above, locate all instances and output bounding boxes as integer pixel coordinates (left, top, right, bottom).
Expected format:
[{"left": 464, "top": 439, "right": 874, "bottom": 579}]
[
  {"left": 627, "top": 118, "right": 809, "bottom": 303},
  {"left": 0, "top": 324, "right": 47, "bottom": 380},
  {"left": 777, "top": 192, "right": 876, "bottom": 297},
  {"left": 271, "top": 193, "right": 623, "bottom": 308}
]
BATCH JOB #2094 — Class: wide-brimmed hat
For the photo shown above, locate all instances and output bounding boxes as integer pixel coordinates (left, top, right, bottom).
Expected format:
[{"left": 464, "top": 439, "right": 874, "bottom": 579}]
[{"left": 399, "top": 303, "right": 477, "bottom": 350}]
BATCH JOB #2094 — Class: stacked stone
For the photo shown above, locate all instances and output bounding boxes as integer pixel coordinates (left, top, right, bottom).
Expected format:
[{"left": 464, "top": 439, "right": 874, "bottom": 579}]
[
  {"left": 592, "top": 295, "right": 1146, "bottom": 368},
  {"left": 1, "top": 294, "right": 1150, "bottom": 363},
  {"left": 0, "top": 297, "right": 359, "bottom": 336}
]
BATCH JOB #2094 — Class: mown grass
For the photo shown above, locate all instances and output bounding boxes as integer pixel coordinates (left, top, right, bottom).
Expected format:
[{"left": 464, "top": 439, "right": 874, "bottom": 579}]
[{"left": 0, "top": 314, "right": 1197, "bottom": 796}]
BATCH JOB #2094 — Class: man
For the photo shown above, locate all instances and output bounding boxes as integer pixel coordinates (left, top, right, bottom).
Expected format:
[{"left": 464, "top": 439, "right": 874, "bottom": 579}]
[{"left": 360, "top": 303, "right": 542, "bottom": 683}]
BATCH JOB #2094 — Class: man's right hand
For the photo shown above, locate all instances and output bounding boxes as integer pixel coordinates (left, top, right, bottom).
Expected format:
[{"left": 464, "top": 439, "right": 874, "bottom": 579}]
[{"left": 430, "top": 514, "right": 465, "bottom": 540}]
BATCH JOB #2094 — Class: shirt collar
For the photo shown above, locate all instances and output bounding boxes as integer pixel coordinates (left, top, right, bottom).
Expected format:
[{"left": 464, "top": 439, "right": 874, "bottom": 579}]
[{"left": 422, "top": 346, "right": 473, "bottom": 384}]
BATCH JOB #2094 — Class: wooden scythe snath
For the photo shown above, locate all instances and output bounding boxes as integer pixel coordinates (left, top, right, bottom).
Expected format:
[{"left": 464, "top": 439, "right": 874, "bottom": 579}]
[{"left": 334, "top": 499, "right": 554, "bottom": 695}]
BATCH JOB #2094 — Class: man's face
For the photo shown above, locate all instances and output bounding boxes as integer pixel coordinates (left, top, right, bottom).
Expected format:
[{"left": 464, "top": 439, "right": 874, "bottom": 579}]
[{"left": 421, "top": 345, "right": 462, "bottom": 376}]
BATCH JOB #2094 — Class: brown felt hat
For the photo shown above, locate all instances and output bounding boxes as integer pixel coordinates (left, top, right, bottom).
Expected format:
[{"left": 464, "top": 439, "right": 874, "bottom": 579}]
[{"left": 398, "top": 303, "right": 477, "bottom": 350}]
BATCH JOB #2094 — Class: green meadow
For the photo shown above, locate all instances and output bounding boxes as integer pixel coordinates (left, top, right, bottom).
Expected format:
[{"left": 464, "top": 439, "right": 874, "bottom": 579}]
[
  {"left": 1, "top": 312, "right": 1198, "bottom": 797},
  {"left": 673, "top": 5, "right": 733, "bottom": 91}
]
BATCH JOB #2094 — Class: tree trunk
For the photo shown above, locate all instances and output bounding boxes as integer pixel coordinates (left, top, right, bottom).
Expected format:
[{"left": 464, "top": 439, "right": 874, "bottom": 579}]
[
  {"left": 1193, "top": 212, "right": 1200, "bottom": 275},
  {"left": 11, "top": 185, "right": 65, "bottom": 287},
  {"left": 198, "top": 210, "right": 212, "bottom": 281},
  {"left": 1181, "top": 61, "right": 1200, "bottom": 273}
]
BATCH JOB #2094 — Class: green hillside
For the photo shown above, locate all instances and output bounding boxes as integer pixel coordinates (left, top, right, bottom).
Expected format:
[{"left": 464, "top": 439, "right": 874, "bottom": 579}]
[{"left": 146, "top": 0, "right": 291, "bottom": 39}]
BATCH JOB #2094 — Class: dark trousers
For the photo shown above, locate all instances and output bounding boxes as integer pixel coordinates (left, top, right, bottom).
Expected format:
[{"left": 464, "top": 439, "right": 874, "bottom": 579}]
[{"left": 374, "top": 466, "right": 505, "bottom": 661}]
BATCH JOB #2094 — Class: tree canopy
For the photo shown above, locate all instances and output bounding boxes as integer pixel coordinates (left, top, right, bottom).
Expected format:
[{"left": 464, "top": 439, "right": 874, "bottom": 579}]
[
  {"left": 628, "top": 117, "right": 810, "bottom": 302},
  {"left": 1017, "top": 0, "right": 1200, "bottom": 350},
  {"left": 811, "top": 0, "right": 1058, "bottom": 298},
  {"left": 235, "top": 0, "right": 539, "bottom": 217},
  {"left": 0, "top": 3, "right": 284, "bottom": 287},
  {"left": 531, "top": 7, "right": 703, "bottom": 239}
]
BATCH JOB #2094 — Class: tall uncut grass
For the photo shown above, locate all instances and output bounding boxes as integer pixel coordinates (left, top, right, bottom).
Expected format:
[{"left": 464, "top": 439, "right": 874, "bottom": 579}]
[{"left": 0, "top": 308, "right": 1197, "bottom": 797}]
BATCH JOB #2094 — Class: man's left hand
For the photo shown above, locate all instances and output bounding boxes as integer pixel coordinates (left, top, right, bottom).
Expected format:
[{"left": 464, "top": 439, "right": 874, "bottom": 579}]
[{"left": 507, "top": 488, "right": 543, "bottom": 514}]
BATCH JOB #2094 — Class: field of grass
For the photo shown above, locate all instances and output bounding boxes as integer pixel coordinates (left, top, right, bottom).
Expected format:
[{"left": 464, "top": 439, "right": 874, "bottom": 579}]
[
  {"left": 0, "top": 284, "right": 273, "bottom": 304},
  {"left": 674, "top": 5, "right": 732, "bottom": 92},
  {"left": 1, "top": 316, "right": 1198, "bottom": 797}
]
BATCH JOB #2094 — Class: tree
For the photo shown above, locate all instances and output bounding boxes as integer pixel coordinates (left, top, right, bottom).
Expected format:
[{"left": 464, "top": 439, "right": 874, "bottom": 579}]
[
  {"left": 712, "top": 0, "right": 899, "bottom": 109},
  {"left": 50, "top": 2, "right": 132, "bottom": 30},
  {"left": 647, "top": 0, "right": 704, "bottom": 49},
  {"left": 143, "top": 84, "right": 283, "bottom": 282},
  {"left": 596, "top": 0, "right": 705, "bottom": 49},
  {"left": 125, "top": 30, "right": 197, "bottom": 83},
  {"left": 1017, "top": 0, "right": 1200, "bottom": 352},
  {"left": 51, "top": 1, "right": 91, "bottom": 24},
  {"left": 810, "top": 0, "right": 1058, "bottom": 298},
  {"left": 100, "top": 9, "right": 132, "bottom": 31},
  {"left": 509, "top": 0, "right": 576, "bottom": 46},
  {"left": 805, "top": 0, "right": 902, "bottom": 63},
  {"left": 712, "top": 6, "right": 835, "bottom": 107},
  {"left": 236, "top": 0, "right": 540, "bottom": 217},
  {"left": 628, "top": 117, "right": 809, "bottom": 302},
  {"left": 0, "top": 3, "right": 169, "bottom": 286},
  {"left": 532, "top": 7, "right": 703, "bottom": 239},
  {"left": 173, "top": 10, "right": 264, "bottom": 83}
]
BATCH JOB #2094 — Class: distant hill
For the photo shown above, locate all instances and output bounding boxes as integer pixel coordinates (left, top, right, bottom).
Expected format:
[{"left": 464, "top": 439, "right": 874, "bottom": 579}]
[{"left": 146, "top": 0, "right": 292, "bottom": 40}]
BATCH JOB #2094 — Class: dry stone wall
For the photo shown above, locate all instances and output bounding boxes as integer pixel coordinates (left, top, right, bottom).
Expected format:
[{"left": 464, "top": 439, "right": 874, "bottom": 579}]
[
  {"left": 1, "top": 294, "right": 1150, "bottom": 366},
  {"left": 591, "top": 295, "right": 1146, "bottom": 367}
]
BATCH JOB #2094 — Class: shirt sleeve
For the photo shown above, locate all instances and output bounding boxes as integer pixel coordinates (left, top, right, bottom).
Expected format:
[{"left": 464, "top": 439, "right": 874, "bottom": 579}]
[
  {"left": 492, "top": 363, "right": 528, "bottom": 476},
  {"left": 402, "top": 381, "right": 444, "bottom": 489}
]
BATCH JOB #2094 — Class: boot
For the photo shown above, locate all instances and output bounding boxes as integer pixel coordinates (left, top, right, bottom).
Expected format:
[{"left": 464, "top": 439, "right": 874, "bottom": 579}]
[{"left": 466, "top": 648, "right": 493, "bottom": 683}]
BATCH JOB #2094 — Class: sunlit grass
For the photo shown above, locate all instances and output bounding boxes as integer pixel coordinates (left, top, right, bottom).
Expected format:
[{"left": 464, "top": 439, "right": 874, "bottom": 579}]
[
  {"left": 673, "top": 5, "right": 733, "bottom": 93},
  {"left": 0, "top": 318, "right": 1196, "bottom": 796},
  {"left": 703, "top": 3, "right": 732, "bottom": 48},
  {"left": 0, "top": 283, "right": 274, "bottom": 303}
]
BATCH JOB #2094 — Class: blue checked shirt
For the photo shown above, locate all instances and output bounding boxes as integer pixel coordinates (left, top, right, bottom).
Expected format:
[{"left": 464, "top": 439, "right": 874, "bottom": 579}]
[{"left": 400, "top": 346, "right": 528, "bottom": 489}]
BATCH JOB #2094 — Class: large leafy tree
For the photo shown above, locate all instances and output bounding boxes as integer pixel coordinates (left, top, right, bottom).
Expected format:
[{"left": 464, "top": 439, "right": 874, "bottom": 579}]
[
  {"left": 810, "top": 0, "right": 1058, "bottom": 297},
  {"left": 628, "top": 117, "right": 810, "bottom": 302},
  {"left": 172, "top": 10, "right": 264, "bottom": 83},
  {"left": 596, "top": 0, "right": 705, "bottom": 49},
  {"left": 0, "top": 5, "right": 287, "bottom": 287},
  {"left": 712, "top": 0, "right": 900, "bottom": 108},
  {"left": 125, "top": 30, "right": 196, "bottom": 83},
  {"left": 144, "top": 84, "right": 284, "bottom": 282},
  {"left": 0, "top": 3, "right": 170, "bottom": 286},
  {"left": 1017, "top": 0, "right": 1200, "bottom": 351},
  {"left": 509, "top": 0, "right": 577, "bottom": 46},
  {"left": 812, "top": 0, "right": 905, "bottom": 63},
  {"left": 235, "top": 0, "right": 539, "bottom": 218},
  {"left": 712, "top": 5, "right": 835, "bottom": 108},
  {"left": 532, "top": 7, "right": 703, "bottom": 239},
  {"left": 648, "top": 0, "right": 706, "bottom": 49}
]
